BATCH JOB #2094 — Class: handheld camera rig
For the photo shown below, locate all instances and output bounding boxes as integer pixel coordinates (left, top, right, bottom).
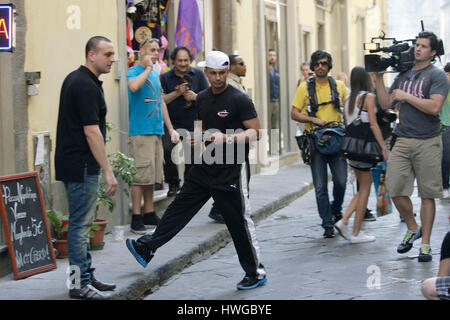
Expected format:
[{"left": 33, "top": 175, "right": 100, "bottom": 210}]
[{"left": 364, "top": 21, "right": 445, "bottom": 73}]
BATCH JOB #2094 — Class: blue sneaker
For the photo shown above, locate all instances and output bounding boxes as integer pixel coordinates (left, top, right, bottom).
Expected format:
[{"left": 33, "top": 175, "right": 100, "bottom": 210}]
[
  {"left": 125, "top": 238, "right": 154, "bottom": 268},
  {"left": 397, "top": 227, "right": 422, "bottom": 254},
  {"left": 236, "top": 275, "right": 267, "bottom": 290}
]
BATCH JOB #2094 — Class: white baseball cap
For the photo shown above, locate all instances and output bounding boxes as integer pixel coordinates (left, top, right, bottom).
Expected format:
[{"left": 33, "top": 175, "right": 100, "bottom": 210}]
[{"left": 198, "top": 50, "right": 230, "bottom": 69}]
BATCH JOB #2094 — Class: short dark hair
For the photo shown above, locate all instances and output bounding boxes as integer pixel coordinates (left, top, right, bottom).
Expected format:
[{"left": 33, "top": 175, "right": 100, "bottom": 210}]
[
  {"left": 417, "top": 31, "right": 439, "bottom": 53},
  {"left": 445, "top": 62, "right": 450, "bottom": 73},
  {"left": 85, "top": 36, "right": 112, "bottom": 58},
  {"left": 310, "top": 50, "right": 333, "bottom": 71},
  {"left": 170, "top": 46, "right": 193, "bottom": 62},
  {"left": 229, "top": 54, "right": 241, "bottom": 65}
]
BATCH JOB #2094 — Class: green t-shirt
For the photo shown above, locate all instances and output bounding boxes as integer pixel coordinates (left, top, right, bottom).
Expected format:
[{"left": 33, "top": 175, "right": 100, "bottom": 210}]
[{"left": 440, "top": 92, "right": 450, "bottom": 126}]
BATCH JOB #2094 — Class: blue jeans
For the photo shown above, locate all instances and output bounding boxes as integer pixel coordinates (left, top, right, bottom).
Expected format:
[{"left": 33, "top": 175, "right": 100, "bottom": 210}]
[
  {"left": 64, "top": 169, "right": 100, "bottom": 288},
  {"left": 310, "top": 151, "right": 348, "bottom": 228}
]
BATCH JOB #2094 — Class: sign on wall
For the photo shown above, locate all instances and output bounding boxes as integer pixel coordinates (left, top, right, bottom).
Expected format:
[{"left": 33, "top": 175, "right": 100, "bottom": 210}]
[{"left": 0, "top": 4, "right": 14, "bottom": 52}]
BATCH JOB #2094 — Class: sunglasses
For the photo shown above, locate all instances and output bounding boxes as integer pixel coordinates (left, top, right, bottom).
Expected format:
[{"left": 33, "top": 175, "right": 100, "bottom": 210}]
[
  {"left": 313, "top": 61, "right": 329, "bottom": 67},
  {"left": 140, "top": 38, "right": 159, "bottom": 49}
]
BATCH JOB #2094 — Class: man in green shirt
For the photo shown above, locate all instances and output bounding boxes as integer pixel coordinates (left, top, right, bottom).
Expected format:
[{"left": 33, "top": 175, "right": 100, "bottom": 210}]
[{"left": 441, "top": 62, "right": 450, "bottom": 199}]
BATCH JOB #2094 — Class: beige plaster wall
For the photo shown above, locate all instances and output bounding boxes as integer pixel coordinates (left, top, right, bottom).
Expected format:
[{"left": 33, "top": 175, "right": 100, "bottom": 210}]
[{"left": 24, "top": 0, "right": 121, "bottom": 181}]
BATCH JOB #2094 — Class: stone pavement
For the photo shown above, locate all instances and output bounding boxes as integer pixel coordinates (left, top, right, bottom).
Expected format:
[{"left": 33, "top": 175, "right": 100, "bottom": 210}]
[
  {"left": 147, "top": 173, "right": 450, "bottom": 300},
  {"left": 0, "top": 160, "right": 448, "bottom": 301},
  {"left": 0, "top": 162, "right": 315, "bottom": 300}
]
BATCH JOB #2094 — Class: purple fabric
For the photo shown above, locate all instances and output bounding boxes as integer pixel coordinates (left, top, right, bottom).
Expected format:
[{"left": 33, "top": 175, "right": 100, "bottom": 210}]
[{"left": 175, "top": 0, "right": 203, "bottom": 58}]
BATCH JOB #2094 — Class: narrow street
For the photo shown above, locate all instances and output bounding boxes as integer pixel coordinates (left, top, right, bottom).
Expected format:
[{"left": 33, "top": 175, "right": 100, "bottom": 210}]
[{"left": 146, "top": 179, "right": 450, "bottom": 300}]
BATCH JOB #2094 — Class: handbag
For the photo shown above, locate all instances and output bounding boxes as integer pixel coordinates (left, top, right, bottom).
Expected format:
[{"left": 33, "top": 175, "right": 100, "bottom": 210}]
[{"left": 340, "top": 93, "right": 383, "bottom": 163}]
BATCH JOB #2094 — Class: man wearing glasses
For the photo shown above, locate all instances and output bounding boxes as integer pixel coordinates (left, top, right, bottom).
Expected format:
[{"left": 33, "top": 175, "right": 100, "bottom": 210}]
[
  {"left": 291, "top": 50, "right": 348, "bottom": 239},
  {"left": 227, "top": 55, "right": 247, "bottom": 93}
]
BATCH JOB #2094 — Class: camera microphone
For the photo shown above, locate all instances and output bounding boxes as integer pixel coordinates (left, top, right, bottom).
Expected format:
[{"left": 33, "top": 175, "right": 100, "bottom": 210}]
[{"left": 381, "top": 42, "right": 410, "bottom": 53}]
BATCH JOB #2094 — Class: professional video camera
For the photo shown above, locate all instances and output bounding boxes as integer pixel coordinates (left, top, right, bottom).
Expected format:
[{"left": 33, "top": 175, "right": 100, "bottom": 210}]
[
  {"left": 364, "top": 32, "right": 417, "bottom": 73},
  {"left": 364, "top": 21, "right": 445, "bottom": 73}
]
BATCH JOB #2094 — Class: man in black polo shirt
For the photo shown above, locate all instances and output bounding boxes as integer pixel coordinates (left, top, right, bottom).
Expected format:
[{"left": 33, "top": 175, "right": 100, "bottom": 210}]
[
  {"left": 160, "top": 46, "right": 209, "bottom": 196},
  {"left": 126, "top": 50, "right": 267, "bottom": 290},
  {"left": 55, "top": 36, "right": 118, "bottom": 300}
]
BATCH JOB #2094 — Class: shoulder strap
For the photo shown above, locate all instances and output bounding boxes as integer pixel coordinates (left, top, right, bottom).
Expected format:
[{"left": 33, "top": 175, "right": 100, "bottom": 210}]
[
  {"left": 306, "top": 78, "right": 319, "bottom": 117},
  {"left": 357, "top": 92, "right": 368, "bottom": 116},
  {"left": 328, "top": 77, "right": 340, "bottom": 109},
  {"left": 328, "top": 77, "right": 337, "bottom": 97},
  {"left": 307, "top": 77, "right": 343, "bottom": 120}
]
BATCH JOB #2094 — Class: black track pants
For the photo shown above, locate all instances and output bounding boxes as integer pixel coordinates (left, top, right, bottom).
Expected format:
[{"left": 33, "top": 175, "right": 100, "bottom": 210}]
[{"left": 137, "top": 163, "right": 266, "bottom": 279}]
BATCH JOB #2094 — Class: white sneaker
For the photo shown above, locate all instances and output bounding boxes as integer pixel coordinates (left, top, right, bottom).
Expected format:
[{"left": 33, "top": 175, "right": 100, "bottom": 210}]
[
  {"left": 443, "top": 189, "right": 450, "bottom": 199},
  {"left": 334, "top": 220, "right": 351, "bottom": 240},
  {"left": 350, "top": 232, "right": 376, "bottom": 244}
]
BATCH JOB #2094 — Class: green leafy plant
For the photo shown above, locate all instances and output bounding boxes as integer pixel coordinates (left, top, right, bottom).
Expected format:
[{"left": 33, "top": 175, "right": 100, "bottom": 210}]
[
  {"left": 46, "top": 209, "right": 100, "bottom": 239},
  {"left": 46, "top": 209, "right": 68, "bottom": 240},
  {"left": 96, "top": 150, "right": 137, "bottom": 217},
  {"left": 89, "top": 223, "right": 100, "bottom": 238}
]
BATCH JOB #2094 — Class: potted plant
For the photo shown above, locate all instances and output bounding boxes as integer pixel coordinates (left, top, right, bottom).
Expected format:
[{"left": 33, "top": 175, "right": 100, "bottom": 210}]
[
  {"left": 46, "top": 209, "right": 103, "bottom": 256},
  {"left": 46, "top": 209, "right": 69, "bottom": 259},
  {"left": 90, "top": 151, "right": 136, "bottom": 250}
]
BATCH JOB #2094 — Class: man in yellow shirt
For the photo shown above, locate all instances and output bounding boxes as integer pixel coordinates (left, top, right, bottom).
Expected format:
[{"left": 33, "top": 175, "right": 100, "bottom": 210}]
[{"left": 291, "top": 50, "right": 348, "bottom": 238}]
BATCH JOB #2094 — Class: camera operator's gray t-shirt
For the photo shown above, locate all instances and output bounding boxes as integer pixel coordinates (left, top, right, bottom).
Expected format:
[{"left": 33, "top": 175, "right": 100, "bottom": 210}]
[{"left": 389, "top": 64, "right": 449, "bottom": 139}]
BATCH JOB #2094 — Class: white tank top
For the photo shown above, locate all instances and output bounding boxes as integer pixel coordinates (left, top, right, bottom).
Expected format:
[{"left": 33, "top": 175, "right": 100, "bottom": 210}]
[{"left": 344, "top": 91, "right": 370, "bottom": 125}]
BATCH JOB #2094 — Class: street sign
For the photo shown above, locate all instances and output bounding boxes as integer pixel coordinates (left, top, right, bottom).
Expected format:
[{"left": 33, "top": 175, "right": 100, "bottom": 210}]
[{"left": 0, "top": 4, "right": 14, "bottom": 52}]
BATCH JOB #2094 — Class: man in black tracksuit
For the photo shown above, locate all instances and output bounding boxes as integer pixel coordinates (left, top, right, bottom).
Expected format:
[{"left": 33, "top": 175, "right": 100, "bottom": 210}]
[{"left": 126, "top": 50, "right": 267, "bottom": 290}]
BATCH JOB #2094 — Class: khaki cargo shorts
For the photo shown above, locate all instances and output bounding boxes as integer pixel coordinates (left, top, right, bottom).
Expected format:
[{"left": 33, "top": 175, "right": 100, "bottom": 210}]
[
  {"left": 386, "top": 136, "right": 442, "bottom": 199},
  {"left": 128, "top": 135, "right": 163, "bottom": 185}
]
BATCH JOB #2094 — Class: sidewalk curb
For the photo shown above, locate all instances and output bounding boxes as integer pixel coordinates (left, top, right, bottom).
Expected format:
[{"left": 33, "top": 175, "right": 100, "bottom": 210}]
[{"left": 110, "top": 180, "right": 315, "bottom": 300}]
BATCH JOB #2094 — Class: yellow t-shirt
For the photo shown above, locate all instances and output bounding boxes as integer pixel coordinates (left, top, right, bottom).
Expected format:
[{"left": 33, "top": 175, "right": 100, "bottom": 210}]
[{"left": 292, "top": 79, "right": 348, "bottom": 132}]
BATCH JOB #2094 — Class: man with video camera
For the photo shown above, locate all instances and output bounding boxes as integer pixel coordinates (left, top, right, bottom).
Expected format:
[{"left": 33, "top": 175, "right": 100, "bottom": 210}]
[{"left": 373, "top": 31, "right": 449, "bottom": 262}]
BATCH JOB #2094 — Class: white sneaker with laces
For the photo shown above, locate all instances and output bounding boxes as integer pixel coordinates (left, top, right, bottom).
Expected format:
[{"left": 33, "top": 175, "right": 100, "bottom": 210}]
[
  {"left": 350, "top": 232, "right": 376, "bottom": 244},
  {"left": 334, "top": 220, "right": 351, "bottom": 240}
]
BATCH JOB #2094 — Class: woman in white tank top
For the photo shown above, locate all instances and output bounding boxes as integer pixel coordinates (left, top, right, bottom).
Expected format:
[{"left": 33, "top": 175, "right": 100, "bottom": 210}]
[{"left": 334, "top": 67, "right": 388, "bottom": 244}]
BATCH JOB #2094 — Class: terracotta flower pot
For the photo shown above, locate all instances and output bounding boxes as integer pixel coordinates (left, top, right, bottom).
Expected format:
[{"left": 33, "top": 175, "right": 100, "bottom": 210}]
[
  {"left": 90, "top": 220, "right": 109, "bottom": 250},
  {"left": 54, "top": 239, "right": 68, "bottom": 259}
]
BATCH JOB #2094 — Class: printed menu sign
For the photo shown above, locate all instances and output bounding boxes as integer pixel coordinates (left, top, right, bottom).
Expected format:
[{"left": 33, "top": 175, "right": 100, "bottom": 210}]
[{"left": 0, "top": 172, "right": 56, "bottom": 280}]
